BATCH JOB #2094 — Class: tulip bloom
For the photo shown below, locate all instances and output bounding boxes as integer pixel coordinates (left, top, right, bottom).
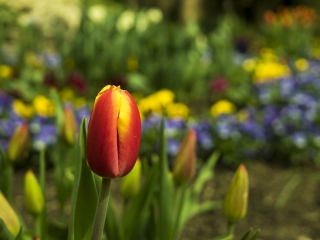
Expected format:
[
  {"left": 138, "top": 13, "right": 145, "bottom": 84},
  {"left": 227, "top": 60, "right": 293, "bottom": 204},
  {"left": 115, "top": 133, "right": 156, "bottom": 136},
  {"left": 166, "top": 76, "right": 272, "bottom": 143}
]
[
  {"left": 86, "top": 85, "right": 141, "bottom": 178},
  {"left": 8, "top": 123, "right": 29, "bottom": 162},
  {"left": 223, "top": 164, "right": 249, "bottom": 224},
  {"left": 0, "top": 191, "right": 20, "bottom": 236},
  {"left": 24, "top": 170, "right": 44, "bottom": 216},
  {"left": 172, "top": 129, "right": 197, "bottom": 184},
  {"left": 62, "top": 105, "right": 78, "bottom": 145}
]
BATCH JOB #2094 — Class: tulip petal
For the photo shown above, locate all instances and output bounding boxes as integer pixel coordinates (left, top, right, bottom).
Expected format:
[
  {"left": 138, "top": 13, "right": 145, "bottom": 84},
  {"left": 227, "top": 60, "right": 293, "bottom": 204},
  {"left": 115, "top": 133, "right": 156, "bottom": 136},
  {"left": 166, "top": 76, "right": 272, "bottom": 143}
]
[
  {"left": 87, "top": 88, "right": 121, "bottom": 177},
  {"left": 117, "top": 92, "right": 141, "bottom": 176}
]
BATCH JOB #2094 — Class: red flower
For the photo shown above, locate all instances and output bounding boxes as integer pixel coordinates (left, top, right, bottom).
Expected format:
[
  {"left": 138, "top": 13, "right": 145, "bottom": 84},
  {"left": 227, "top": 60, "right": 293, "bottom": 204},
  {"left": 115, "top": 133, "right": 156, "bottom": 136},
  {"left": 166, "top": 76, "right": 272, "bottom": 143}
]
[{"left": 86, "top": 85, "right": 141, "bottom": 178}]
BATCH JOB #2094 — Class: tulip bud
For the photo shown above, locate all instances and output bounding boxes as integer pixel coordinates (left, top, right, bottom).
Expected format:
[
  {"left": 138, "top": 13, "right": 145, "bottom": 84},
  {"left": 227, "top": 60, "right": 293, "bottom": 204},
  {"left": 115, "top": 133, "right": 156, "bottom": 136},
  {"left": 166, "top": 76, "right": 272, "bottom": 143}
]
[
  {"left": 62, "top": 105, "right": 78, "bottom": 145},
  {"left": 172, "top": 129, "right": 197, "bottom": 184},
  {"left": 24, "top": 170, "right": 44, "bottom": 216},
  {"left": 223, "top": 164, "right": 249, "bottom": 224},
  {"left": 86, "top": 85, "right": 141, "bottom": 178},
  {"left": 120, "top": 158, "right": 141, "bottom": 199},
  {"left": 7, "top": 123, "right": 29, "bottom": 162},
  {"left": 0, "top": 191, "right": 20, "bottom": 236}
]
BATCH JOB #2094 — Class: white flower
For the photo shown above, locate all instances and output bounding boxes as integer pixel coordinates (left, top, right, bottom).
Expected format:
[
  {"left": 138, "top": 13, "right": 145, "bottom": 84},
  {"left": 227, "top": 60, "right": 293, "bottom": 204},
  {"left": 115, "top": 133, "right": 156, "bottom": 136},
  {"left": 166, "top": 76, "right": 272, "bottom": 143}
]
[
  {"left": 117, "top": 10, "right": 136, "bottom": 33},
  {"left": 88, "top": 4, "right": 107, "bottom": 23},
  {"left": 146, "top": 8, "right": 163, "bottom": 24}
]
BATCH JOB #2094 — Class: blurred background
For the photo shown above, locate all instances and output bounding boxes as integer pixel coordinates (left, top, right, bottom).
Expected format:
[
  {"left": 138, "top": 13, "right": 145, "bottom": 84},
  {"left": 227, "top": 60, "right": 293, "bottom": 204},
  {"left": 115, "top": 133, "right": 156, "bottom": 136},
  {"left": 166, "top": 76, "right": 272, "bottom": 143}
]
[{"left": 1, "top": 0, "right": 320, "bottom": 239}]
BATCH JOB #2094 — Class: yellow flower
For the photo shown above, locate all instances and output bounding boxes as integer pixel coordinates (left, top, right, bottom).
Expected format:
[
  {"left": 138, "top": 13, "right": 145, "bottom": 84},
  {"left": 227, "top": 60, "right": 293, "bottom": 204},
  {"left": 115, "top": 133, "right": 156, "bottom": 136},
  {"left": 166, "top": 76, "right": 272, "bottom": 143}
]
[
  {"left": 33, "top": 95, "right": 55, "bottom": 117},
  {"left": 242, "top": 59, "right": 256, "bottom": 72},
  {"left": 138, "top": 89, "right": 175, "bottom": 116},
  {"left": 12, "top": 100, "right": 35, "bottom": 119},
  {"left": 0, "top": 65, "right": 14, "bottom": 79},
  {"left": 74, "top": 97, "right": 87, "bottom": 109},
  {"left": 237, "top": 109, "right": 248, "bottom": 122},
  {"left": 0, "top": 191, "right": 20, "bottom": 236},
  {"left": 260, "top": 48, "right": 278, "bottom": 61},
  {"left": 253, "top": 61, "right": 290, "bottom": 83},
  {"left": 60, "top": 88, "right": 75, "bottom": 102},
  {"left": 24, "top": 52, "right": 43, "bottom": 68},
  {"left": 210, "top": 100, "right": 236, "bottom": 117},
  {"left": 153, "top": 89, "right": 175, "bottom": 107},
  {"left": 295, "top": 58, "right": 309, "bottom": 71},
  {"left": 166, "top": 103, "right": 189, "bottom": 119}
]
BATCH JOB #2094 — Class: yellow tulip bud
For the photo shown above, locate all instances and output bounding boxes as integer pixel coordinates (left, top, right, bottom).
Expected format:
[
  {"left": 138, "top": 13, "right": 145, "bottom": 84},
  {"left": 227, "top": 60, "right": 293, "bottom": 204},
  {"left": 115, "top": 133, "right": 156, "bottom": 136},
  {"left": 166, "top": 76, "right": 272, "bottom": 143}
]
[
  {"left": 24, "top": 170, "right": 44, "bottom": 216},
  {"left": 120, "top": 159, "right": 141, "bottom": 199},
  {"left": 0, "top": 191, "right": 20, "bottom": 236},
  {"left": 223, "top": 164, "right": 249, "bottom": 224}
]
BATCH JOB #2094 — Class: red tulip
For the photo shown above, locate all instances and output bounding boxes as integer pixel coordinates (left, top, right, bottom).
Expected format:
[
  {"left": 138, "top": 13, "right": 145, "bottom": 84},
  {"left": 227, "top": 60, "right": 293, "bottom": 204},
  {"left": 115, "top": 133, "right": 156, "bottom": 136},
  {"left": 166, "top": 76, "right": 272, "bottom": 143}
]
[
  {"left": 172, "top": 129, "right": 197, "bottom": 184},
  {"left": 86, "top": 85, "right": 141, "bottom": 178}
]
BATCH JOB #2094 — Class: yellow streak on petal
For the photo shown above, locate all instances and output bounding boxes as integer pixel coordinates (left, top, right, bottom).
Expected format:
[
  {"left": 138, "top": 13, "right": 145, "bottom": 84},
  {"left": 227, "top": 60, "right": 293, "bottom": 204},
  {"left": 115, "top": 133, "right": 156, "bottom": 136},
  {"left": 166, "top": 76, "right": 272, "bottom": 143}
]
[{"left": 117, "top": 94, "right": 131, "bottom": 143}]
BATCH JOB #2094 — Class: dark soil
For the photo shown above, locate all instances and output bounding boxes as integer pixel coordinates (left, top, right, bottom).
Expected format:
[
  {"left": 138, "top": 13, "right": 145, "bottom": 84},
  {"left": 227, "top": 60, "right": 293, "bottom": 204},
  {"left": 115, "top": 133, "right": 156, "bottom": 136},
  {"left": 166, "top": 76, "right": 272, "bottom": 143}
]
[{"left": 11, "top": 160, "right": 320, "bottom": 240}]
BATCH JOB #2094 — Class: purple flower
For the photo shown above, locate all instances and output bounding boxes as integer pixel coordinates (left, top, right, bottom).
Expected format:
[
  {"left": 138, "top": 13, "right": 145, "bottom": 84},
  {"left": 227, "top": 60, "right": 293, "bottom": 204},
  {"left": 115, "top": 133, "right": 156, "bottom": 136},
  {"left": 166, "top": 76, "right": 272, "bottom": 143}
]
[{"left": 32, "top": 124, "right": 57, "bottom": 151}]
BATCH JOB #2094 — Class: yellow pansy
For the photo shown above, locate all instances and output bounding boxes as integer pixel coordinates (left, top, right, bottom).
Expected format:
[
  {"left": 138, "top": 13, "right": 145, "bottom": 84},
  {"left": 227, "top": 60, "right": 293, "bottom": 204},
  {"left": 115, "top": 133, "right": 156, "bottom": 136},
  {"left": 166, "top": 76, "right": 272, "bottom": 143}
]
[
  {"left": 12, "top": 100, "right": 35, "bottom": 119},
  {"left": 153, "top": 89, "right": 175, "bottom": 107},
  {"left": 0, "top": 65, "right": 14, "bottom": 79},
  {"left": 253, "top": 61, "right": 290, "bottom": 83},
  {"left": 294, "top": 58, "right": 309, "bottom": 71},
  {"left": 210, "top": 100, "right": 236, "bottom": 117},
  {"left": 33, "top": 95, "right": 55, "bottom": 117},
  {"left": 166, "top": 103, "right": 189, "bottom": 119},
  {"left": 242, "top": 59, "right": 256, "bottom": 72}
]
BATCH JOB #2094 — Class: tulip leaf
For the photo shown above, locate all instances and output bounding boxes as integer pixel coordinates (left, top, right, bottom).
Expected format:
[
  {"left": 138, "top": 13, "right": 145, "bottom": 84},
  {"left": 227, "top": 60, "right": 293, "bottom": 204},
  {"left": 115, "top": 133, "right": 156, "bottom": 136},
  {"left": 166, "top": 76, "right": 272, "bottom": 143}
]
[
  {"left": 104, "top": 197, "right": 123, "bottom": 240},
  {"left": 240, "top": 228, "right": 252, "bottom": 240},
  {"left": 123, "top": 161, "right": 159, "bottom": 240},
  {"left": 14, "top": 227, "right": 22, "bottom": 240},
  {"left": 0, "top": 218, "right": 14, "bottom": 240},
  {"left": 68, "top": 117, "right": 99, "bottom": 240},
  {"left": 248, "top": 229, "right": 260, "bottom": 240},
  {"left": 158, "top": 117, "right": 174, "bottom": 240},
  {"left": 49, "top": 88, "right": 64, "bottom": 136}
]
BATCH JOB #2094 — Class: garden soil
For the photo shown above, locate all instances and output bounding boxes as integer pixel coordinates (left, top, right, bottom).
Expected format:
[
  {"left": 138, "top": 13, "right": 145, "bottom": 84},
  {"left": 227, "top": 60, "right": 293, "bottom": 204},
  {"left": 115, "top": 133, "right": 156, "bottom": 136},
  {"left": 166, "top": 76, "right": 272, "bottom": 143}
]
[{"left": 12, "top": 160, "right": 320, "bottom": 240}]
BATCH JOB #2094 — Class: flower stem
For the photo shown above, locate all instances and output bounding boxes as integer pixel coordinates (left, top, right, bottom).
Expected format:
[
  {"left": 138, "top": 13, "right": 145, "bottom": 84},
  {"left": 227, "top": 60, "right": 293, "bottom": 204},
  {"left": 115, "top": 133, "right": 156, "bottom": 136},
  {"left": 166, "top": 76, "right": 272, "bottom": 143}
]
[
  {"left": 90, "top": 177, "right": 112, "bottom": 240},
  {"left": 226, "top": 222, "right": 234, "bottom": 238}
]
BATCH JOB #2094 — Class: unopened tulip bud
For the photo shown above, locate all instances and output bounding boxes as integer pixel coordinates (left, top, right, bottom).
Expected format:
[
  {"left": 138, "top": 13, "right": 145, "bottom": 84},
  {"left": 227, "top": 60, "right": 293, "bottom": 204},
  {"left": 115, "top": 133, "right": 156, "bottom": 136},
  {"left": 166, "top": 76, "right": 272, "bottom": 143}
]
[
  {"left": 120, "top": 158, "right": 141, "bottom": 199},
  {"left": 223, "top": 164, "right": 249, "bottom": 224},
  {"left": 172, "top": 129, "right": 197, "bottom": 184},
  {"left": 86, "top": 85, "right": 141, "bottom": 178},
  {"left": 62, "top": 105, "right": 78, "bottom": 145},
  {"left": 24, "top": 170, "right": 44, "bottom": 216},
  {"left": 8, "top": 123, "right": 29, "bottom": 162},
  {"left": 0, "top": 191, "right": 20, "bottom": 236}
]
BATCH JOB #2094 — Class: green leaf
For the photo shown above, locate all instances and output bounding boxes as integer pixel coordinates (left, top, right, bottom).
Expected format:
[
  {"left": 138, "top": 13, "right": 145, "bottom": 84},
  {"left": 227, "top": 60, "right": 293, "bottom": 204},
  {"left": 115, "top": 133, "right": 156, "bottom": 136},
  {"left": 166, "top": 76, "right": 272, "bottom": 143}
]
[
  {"left": 0, "top": 218, "right": 14, "bottom": 240},
  {"left": 240, "top": 228, "right": 252, "bottom": 240},
  {"left": 123, "top": 161, "right": 159, "bottom": 240},
  {"left": 210, "top": 234, "right": 233, "bottom": 240},
  {"left": 104, "top": 198, "right": 123, "bottom": 240},
  {"left": 14, "top": 227, "right": 23, "bottom": 240},
  {"left": 39, "top": 148, "right": 47, "bottom": 240},
  {"left": 49, "top": 88, "right": 64, "bottom": 136},
  {"left": 68, "top": 117, "right": 99, "bottom": 240},
  {"left": 248, "top": 229, "right": 260, "bottom": 240},
  {"left": 158, "top": 117, "right": 174, "bottom": 240}
]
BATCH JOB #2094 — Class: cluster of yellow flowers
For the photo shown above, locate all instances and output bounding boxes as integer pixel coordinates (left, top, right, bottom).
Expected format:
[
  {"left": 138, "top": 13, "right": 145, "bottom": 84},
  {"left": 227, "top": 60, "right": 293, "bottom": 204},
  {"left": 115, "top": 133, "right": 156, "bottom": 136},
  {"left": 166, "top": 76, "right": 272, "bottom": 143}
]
[
  {"left": 137, "top": 89, "right": 189, "bottom": 120},
  {"left": 242, "top": 48, "right": 291, "bottom": 83},
  {"left": 12, "top": 88, "right": 86, "bottom": 119}
]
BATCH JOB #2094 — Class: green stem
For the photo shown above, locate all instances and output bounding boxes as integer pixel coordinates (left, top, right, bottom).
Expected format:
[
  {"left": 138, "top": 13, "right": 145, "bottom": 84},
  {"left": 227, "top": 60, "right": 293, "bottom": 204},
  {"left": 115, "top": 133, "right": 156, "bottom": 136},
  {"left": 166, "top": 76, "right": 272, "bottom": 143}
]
[
  {"left": 35, "top": 214, "right": 42, "bottom": 238},
  {"left": 226, "top": 222, "right": 234, "bottom": 237},
  {"left": 172, "top": 184, "right": 187, "bottom": 239},
  {"left": 90, "top": 177, "right": 112, "bottom": 240}
]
